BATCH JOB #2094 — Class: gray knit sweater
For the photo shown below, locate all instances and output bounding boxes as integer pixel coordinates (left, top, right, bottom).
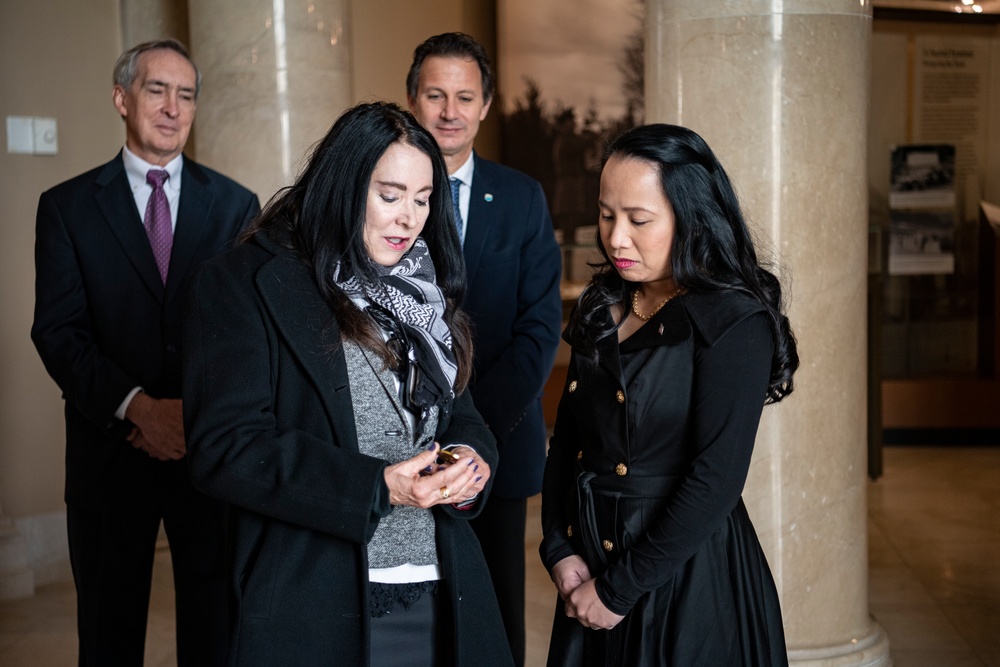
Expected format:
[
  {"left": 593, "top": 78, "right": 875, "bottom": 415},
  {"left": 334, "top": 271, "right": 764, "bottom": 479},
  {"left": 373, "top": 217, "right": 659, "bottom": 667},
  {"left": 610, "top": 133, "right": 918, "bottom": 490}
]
[{"left": 343, "top": 341, "right": 439, "bottom": 569}]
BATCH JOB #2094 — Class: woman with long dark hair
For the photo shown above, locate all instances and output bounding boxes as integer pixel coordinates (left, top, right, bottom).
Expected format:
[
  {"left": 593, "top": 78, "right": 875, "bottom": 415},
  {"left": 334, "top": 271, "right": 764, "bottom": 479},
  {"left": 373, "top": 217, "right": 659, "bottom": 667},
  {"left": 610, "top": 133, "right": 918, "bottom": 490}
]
[
  {"left": 541, "top": 123, "right": 798, "bottom": 666},
  {"left": 183, "top": 102, "right": 512, "bottom": 667}
]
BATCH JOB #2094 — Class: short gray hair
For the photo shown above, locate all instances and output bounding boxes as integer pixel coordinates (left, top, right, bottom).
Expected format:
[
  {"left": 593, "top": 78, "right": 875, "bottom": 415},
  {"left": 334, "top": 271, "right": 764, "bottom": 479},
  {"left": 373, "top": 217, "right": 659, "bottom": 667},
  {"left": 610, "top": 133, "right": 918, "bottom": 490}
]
[{"left": 113, "top": 39, "right": 202, "bottom": 99}]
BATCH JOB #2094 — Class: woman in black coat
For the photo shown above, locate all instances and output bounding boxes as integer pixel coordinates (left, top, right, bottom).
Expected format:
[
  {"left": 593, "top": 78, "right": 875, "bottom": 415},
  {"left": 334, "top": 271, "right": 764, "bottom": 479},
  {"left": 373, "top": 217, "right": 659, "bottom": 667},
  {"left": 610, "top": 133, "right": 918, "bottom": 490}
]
[
  {"left": 540, "top": 124, "right": 799, "bottom": 666},
  {"left": 183, "top": 102, "right": 512, "bottom": 667}
]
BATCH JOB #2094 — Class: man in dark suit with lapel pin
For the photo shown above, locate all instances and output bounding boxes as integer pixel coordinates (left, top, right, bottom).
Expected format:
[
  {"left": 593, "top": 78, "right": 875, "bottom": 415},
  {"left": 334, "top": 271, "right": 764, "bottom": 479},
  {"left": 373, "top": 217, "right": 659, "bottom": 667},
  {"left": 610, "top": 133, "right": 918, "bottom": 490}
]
[
  {"left": 30, "top": 39, "right": 259, "bottom": 666},
  {"left": 407, "top": 32, "right": 563, "bottom": 667}
]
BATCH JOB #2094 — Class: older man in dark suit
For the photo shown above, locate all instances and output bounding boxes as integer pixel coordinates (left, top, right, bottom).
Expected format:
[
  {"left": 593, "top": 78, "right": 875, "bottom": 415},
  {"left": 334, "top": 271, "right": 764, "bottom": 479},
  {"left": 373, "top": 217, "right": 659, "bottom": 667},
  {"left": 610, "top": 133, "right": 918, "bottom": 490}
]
[
  {"left": 31, "top": 39, "right": 259, "bottom": 666},
  {"left": 407, "top": 32, "right": 563, "bottom": 667}
]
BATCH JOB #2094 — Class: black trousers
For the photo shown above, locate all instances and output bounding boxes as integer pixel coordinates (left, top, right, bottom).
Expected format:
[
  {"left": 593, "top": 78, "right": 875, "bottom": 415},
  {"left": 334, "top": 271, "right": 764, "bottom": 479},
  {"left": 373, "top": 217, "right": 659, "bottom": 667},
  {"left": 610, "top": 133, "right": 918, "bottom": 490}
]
[
  {"left": 66, "top": 481, "right": 228, "bottom": 667},
  {"left": 471, "top": 495, "right": 527, "bottom": 667}
]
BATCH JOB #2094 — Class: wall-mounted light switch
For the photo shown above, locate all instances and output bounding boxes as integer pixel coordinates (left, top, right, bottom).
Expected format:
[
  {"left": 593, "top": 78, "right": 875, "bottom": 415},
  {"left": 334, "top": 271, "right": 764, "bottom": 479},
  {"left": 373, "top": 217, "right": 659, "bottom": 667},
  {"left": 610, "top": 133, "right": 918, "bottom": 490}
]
[
  {"left": 6, "top": 116, "right": 59, "bottom": 155},
  {"left": 7, "top": 116, "right": 34, "bottom": 154},
  {"left": 33, "top": 117, "right": 58, "bottom": 155}
]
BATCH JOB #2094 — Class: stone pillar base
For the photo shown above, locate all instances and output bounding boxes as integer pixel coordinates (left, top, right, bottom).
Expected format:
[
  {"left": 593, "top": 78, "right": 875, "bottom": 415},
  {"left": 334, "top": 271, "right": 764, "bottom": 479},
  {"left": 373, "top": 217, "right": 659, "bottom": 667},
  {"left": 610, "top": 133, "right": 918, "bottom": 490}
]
[
  {"left": 0, "top": 518, "right": 34, "bottom": 600},
  {"left": 789, "top": 622, "right": 892, "bottom": 667}
]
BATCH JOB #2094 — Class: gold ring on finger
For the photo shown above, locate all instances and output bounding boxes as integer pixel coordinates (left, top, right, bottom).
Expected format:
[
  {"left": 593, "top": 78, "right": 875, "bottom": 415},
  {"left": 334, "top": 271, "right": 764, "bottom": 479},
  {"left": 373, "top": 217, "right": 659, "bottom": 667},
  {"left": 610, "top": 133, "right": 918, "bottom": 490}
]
[{"left": 440, "top": 486, "right": 450, "bottom": 500}]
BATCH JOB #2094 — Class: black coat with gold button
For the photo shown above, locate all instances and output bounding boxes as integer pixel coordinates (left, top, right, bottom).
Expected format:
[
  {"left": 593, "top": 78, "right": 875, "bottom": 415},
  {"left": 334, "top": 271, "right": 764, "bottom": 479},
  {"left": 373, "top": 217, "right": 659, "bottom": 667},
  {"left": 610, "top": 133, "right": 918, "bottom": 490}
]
[{"left": 540, "top": 290, "right": 788, "bottom": 667}]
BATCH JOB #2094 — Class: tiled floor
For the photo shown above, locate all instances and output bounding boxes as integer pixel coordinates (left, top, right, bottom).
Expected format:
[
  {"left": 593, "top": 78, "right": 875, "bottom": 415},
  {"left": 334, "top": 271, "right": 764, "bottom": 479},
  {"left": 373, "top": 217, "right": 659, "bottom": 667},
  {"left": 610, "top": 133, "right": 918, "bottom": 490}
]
[
  {"left": 1, "top": 446, "right": 997, "bottom": 666},
  {"left": 867, "top": 446, "right": 1000, "bottom": 667}
]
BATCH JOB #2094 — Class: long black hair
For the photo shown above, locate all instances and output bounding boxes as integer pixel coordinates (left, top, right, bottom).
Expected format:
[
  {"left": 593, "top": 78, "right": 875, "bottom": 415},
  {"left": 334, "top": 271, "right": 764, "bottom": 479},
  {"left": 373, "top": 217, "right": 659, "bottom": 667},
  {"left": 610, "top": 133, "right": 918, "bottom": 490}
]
[
  {"left": 567, "top": 123, "right": 798, "bottom": 403},
  {"left": 244, "top": 101, "right": 474, "bottom": 390}
]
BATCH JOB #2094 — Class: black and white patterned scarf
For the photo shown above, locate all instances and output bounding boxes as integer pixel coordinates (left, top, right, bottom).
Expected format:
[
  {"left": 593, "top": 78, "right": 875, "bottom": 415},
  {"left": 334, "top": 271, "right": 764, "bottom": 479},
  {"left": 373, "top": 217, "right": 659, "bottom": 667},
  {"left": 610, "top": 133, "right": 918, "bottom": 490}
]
[{"left": 333, "top": 237, "right": 457, "bottom": 412}]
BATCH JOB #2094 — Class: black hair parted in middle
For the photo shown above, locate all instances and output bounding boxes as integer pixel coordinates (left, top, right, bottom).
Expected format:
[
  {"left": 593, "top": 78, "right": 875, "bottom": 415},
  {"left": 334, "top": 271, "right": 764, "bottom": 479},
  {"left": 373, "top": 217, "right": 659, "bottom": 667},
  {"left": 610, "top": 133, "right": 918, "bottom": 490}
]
[
  {"left": 244, "top": 101, "right": 474, "bottom": 390},
  {"left": 568, "top": 123, "right": 798, "bottom": 404}
]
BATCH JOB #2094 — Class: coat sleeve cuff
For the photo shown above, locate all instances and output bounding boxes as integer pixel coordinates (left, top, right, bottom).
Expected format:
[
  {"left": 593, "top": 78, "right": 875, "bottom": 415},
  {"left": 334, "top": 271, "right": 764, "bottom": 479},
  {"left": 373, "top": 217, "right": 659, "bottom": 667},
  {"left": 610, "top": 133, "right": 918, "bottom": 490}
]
[
  {"left": 595, "top": 560, "right": 646, "bottom": 616},
  {"left": 594, "top": 574, "right": 638, "bottom": 617},
  {"left": 539, "top": 532, "right": 577, "bottom": 573}
]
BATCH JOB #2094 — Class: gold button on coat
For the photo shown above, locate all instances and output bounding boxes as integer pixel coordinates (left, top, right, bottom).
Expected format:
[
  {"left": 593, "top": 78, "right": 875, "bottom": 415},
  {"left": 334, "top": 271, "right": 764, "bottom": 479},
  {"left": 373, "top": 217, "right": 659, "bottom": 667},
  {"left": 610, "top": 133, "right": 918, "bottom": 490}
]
[
  {"left": 577, "top": 450, "right": 583, "bottom": 461},
  {"left": 602, "top": 539, "right": 614, "bottom": 552},
  {"left": 615, "top": 463, "right": 628, "bottom": 476},
  {"left": 568, "top": 380, "right": 578, "bottom": 393},
  {"left": 567, "top": 525, "right": 573, "bottom": 537},
  {"left": 616, "top": 390, "right": 625, "bottom": 403}
]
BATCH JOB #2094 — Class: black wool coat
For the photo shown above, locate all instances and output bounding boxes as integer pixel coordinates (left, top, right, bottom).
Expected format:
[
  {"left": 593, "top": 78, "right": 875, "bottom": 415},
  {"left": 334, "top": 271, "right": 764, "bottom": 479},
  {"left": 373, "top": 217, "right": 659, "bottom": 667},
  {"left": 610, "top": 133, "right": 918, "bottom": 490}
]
[{"left": 183, "top": 236, "right": 513, "bottom": 667}]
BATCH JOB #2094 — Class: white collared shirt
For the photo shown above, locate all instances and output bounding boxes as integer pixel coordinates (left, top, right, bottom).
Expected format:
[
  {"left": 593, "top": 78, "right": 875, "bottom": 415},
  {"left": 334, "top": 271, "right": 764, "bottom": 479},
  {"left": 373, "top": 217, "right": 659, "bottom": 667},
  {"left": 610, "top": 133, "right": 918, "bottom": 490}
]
[
  {"left": 122, "top": 145, "right": 183, "bottom": 232},
  {"left": 448, "top": 152, "right": 475, "bottom": 246}
]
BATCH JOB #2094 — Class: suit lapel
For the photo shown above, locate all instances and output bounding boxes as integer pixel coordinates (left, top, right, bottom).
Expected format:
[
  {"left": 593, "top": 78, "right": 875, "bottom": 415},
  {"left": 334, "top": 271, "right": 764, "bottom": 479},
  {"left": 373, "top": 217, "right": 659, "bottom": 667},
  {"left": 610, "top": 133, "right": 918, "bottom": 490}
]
[
  {"left": 254, "top": 250, "right": 358, "bottom": 451},
  {"left": 166, "top": 158, "right": 214, "bottom": 303},
  {"left": 463, "top": 153, "right": 497, "bottom": 287},
  {"left": 93, "top": 154, "right": 165, "bottom": 300}
]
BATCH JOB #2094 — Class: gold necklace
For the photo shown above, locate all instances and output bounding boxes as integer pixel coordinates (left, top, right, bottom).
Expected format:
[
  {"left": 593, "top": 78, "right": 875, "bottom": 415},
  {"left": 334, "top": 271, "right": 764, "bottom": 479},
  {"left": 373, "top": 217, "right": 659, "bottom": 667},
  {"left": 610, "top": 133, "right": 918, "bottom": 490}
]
[{"left": 631, "top": 286, "right": 683, "bottom": 321}]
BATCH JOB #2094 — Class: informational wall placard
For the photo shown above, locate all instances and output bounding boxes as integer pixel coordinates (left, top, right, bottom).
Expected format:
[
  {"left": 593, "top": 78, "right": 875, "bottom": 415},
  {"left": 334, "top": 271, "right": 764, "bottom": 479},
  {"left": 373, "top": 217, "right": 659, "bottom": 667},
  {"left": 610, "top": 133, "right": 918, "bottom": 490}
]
[
  {"left": 888, "top": 144, "right": 956, "bottom": 276},
  {"left": 888, "top": 210, "right": 956, "bottom": 275},
  {"left": 889, "top": 144, "right": 956, "bottom": 210},
  {"left": 912, "top": 36, "right": 990, "bottom": 220}
]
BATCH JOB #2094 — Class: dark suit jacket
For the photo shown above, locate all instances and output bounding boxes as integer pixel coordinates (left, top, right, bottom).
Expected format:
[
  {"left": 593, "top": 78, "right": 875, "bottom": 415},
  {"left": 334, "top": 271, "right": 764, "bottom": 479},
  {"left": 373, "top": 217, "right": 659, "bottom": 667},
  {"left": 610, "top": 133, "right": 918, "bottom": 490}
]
[
  {"left": 182, "top": 236, "right": 512, "bottom": 666},
  {"left": 31, "top": 151, "right": 259, "bottom": 509},
  {"left": 463, "top": 154, "right": 563, "bottom": 499}
]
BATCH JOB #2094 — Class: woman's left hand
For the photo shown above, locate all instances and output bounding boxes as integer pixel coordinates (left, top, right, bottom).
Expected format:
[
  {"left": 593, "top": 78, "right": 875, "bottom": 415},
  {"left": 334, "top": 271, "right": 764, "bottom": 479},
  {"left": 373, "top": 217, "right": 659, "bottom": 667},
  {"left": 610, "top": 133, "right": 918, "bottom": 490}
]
[
  {"left": 563, "top": 579, "right": 625, "bottom": 631},
  {"left": 441, "top": 445, "right": 490, "bottom": 504}
]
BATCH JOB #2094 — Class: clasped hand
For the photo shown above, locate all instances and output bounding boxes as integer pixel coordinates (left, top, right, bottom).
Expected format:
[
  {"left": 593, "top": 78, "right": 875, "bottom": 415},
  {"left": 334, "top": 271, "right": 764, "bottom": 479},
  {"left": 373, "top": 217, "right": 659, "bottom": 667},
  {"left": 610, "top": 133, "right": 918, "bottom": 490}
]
[
  {"left": 383, "top": 443, "right": 488, "bottom": 508},
  {"left": 124, "top": 393, "right": 185, "bottom": 461},
  {"left": 551, "top": 555, "right": 625, "bottom": 631}
]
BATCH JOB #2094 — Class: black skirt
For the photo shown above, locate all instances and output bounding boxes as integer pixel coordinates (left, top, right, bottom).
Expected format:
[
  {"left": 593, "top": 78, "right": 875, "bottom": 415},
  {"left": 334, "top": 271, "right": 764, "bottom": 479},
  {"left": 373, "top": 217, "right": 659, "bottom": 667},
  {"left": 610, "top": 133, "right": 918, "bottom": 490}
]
[{"left": 546, "top": 500, "right": 788, "bottom": 667}]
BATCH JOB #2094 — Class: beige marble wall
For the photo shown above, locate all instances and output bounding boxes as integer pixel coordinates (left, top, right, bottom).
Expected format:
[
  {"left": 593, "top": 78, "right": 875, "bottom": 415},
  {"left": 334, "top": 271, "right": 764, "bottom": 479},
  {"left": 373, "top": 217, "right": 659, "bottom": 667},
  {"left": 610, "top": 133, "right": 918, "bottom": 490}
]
[
  {"left": 0, "top": 0, "right": 125, "bottom": 597},
  {"left": 647, "top": 1, "right": 889, "bottom": 664},
  {"left": 187, "top": 0, "right": 352, "bottom": 203},
  {"left": 120, "top": 0, "right": 189, "bottom": 50}
]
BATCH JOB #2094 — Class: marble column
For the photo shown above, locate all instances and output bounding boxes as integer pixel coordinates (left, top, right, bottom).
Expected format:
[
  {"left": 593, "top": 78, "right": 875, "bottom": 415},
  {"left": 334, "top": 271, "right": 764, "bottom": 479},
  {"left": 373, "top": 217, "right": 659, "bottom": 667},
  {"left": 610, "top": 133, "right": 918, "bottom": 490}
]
[
  {"left": 187, "top": 0, "right": 352, "bottom": 202},
  {"left": 646, "top": 2, "right": 890, "bottom": 665},
  {"left": 120, "top": 0, "right": 190, "bottom": 49}
]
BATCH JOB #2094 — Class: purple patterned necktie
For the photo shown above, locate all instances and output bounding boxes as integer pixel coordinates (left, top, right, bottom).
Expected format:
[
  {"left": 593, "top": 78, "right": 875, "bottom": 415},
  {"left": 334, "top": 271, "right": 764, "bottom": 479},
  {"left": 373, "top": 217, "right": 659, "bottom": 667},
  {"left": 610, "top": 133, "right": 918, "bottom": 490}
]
[
  {"left": 449, "top": 177, "right": 464, "bottom": 244},
  {"left": 144, "top": 169, "right": 173, "bottom": 285}
]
